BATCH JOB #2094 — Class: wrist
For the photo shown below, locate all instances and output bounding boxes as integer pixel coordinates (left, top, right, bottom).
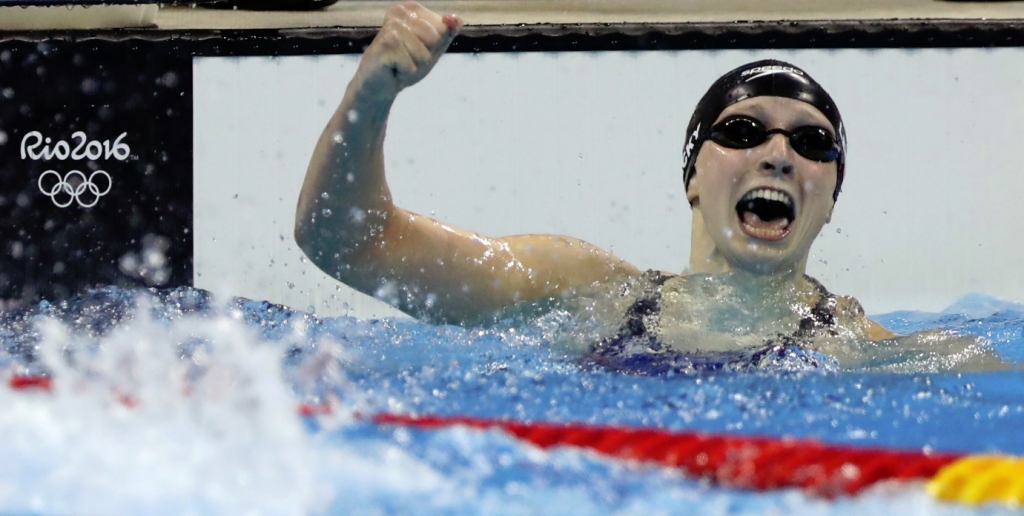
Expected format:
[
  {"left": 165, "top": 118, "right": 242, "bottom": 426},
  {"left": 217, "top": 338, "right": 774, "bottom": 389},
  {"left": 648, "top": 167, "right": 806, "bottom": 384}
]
[{"left": 342, "top": 83, "right": 395, "bottom": 128}]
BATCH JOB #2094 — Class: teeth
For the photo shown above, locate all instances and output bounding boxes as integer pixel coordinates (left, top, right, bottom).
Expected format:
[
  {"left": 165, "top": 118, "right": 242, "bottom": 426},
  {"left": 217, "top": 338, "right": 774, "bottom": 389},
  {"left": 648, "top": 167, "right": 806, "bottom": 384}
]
[
  {"left": 740, "top": 188, "right": 793, "bottom": 207},
  {"left": 741, "top": 224, "right": 787, "bottom": 239}
]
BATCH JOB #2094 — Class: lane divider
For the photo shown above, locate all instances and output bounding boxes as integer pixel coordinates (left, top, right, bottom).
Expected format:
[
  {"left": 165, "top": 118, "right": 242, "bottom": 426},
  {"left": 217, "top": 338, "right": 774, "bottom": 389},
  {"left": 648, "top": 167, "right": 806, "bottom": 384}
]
[
  {"left": 374, "top": 413, "right": 958, "bottom": 497},
  {"left": 927, "top": 456, "right": 1024, "bottom": 505},
  {"left": 8, "top": 374, "right": 1022, "bottom": 505}
]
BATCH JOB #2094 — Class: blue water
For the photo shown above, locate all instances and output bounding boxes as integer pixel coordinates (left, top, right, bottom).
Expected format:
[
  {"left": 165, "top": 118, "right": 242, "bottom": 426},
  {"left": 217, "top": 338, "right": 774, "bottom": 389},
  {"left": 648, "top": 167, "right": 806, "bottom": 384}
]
[{"left": 0, "top": 287, "right": 1022, "bottom": 515}]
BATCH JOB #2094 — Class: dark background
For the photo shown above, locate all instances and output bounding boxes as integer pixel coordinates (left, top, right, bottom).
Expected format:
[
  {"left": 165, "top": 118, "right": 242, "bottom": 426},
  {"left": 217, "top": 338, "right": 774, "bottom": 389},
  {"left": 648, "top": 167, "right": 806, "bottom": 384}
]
[{"left": 0, "top": 41, "right": 193, "bottom": 306}]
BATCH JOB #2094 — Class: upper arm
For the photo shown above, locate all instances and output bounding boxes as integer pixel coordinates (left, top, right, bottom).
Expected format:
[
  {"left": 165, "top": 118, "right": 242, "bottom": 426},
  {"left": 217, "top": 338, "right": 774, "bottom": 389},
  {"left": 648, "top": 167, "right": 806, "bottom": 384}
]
[{"left": 318, "top": 206, "right": 642, "bottom": 324}]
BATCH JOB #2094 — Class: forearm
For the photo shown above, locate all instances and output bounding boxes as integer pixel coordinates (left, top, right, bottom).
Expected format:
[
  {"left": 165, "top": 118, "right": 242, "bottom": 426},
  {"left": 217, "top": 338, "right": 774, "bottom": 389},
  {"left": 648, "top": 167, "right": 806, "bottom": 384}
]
[
  {"left": 295, "top": 80, "right": 398, "bottom": 270},
  {"left": 831, "top": 330, "right": 1008, "bottom": 372},
  {"left": 297, "top": 1, "right": 461, "bottom": 279}
]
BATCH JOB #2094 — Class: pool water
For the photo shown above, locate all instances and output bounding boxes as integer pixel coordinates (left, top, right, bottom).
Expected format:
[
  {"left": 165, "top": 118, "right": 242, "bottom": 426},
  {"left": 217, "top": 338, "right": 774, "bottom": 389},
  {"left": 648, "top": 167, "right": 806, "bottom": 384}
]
[{"left": 0, "top": 286, "right": 1022, "bottom": 515}]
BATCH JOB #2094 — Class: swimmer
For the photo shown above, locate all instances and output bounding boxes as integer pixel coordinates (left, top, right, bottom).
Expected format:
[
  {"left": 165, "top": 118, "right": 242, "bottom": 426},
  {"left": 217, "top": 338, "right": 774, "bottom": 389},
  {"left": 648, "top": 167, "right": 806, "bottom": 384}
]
[{"left": 295, "top": 1, "right": 1004, "bottom": 372}]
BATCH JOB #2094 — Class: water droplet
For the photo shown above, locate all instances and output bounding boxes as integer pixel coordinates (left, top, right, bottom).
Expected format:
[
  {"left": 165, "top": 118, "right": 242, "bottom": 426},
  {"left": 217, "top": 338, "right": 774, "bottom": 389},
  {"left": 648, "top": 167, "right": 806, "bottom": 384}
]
[
  {"left": 320, "top": 192, "right": 329, "bottom": 200},
  {"left": 345, "top": 173, "right": 354, "bottom": 183},
  {"left": 836, "top": 228, "right": 842, "bottom": 234},
  {"left": 346, "top": 109, "right": 359, "bottom": 123},
  {"left": 349, "top": 207, "right": 366, "bottom": 223},
  {"left": 160, "top": 71, "right": 179, "bottom": 88},
  {"left": 331, "top": 131, "right": 344, "bottom": 144},
  {"left": 286, "top": 282, "right": 295, "bottom": 289},
  {"left": 321, "top": 208, "right": 333, "bottom": 217},
  {"left": 232, "top": 194, "right": 239, "bottom": 199},
  {"left": 80, "top": 77, "right": 99, "bottom": 95}
]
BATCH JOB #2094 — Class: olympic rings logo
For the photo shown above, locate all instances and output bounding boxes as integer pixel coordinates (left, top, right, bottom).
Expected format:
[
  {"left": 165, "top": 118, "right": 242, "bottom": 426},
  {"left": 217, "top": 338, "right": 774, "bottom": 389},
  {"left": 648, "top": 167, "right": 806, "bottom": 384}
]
[{"left": 37, "top": 170, "right": 113, "bottom": 208}]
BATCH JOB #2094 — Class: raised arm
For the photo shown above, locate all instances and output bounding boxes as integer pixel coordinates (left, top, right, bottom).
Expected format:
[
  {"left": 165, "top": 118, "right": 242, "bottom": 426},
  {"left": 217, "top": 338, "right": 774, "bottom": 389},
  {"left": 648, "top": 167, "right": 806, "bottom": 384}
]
[{"left": 295, "top": 1, "right": 640, "bottom": 325}]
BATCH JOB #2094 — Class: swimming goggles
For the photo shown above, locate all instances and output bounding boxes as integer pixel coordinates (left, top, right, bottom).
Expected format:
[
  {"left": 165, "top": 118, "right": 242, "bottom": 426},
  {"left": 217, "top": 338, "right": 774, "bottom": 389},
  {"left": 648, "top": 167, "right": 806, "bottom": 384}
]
[{"left": 708, "top": 115, "right": 840, "bottom": 163}]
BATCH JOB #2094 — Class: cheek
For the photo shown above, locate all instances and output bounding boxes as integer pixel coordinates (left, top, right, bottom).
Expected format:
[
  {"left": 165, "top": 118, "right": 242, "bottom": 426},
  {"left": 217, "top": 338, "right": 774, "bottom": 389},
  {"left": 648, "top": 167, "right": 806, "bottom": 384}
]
[
  {"left": 701, "top": 148, "right": 748, "bottom": 190},
  {"left": 798, "top": 167, "right": 837, "bottom": 230},
  {"left": 800, "top": 164, "right": 838, "bottom": 198}
]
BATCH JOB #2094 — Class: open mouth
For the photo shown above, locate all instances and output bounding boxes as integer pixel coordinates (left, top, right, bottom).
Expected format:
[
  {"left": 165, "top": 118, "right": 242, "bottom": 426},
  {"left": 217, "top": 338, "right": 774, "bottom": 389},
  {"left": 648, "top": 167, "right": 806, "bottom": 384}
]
[{"left": 735, "top": 188, "right": 796, "bottom": 241}]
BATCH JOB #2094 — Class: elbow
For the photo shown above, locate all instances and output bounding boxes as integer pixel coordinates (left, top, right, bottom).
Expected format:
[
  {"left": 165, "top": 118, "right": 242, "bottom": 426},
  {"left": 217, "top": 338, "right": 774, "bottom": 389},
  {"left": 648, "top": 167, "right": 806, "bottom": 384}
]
[
  {"left": 292, "top": 202, "right": 368, "bottom": 282},
  {"left": 294, "top": 219, "right": 313, "bottom": 261},
  {"left": 294, "top": 202, "right": 313, "bottom": 256},
  {"left": 294, "top": 201, "right": 326, "bottom": 268}
]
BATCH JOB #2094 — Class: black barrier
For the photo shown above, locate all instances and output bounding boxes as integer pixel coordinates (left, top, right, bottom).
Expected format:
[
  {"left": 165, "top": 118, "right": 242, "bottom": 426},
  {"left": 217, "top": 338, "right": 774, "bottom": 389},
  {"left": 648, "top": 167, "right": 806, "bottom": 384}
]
[{"left": 5, "top": 19, "right": 1024, "bottom": 52}]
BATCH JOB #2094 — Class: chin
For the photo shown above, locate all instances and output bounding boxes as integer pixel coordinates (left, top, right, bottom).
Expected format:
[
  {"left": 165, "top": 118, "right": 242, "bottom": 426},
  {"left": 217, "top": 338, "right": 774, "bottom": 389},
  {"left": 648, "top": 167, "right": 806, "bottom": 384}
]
[{"left": 721, "top": 234, "right": 805, "bottom": 275}]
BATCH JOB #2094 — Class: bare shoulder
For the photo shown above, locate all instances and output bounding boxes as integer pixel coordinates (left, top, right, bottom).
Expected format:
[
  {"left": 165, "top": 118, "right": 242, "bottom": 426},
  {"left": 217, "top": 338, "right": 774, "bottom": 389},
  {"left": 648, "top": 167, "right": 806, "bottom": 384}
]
[
  {"left": 835, "top": 294, "right": 898, "bottom": 341},
  {"left": 835, "top": 295, "right": 865, "bottom": 317}
]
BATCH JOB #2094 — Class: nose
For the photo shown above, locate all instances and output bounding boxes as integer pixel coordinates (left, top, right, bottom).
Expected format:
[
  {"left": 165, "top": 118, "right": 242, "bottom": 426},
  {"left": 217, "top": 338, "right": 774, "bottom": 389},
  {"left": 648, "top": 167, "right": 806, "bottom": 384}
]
[{"left": 758, "top": 133, "right": 794, "bottom": 176}]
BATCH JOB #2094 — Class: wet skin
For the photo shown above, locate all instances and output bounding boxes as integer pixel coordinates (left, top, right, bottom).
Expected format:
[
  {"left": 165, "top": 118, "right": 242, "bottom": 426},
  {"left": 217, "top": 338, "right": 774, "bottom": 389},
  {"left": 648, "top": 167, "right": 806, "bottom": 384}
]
[
  {"left": 295, "top": 1, "right": 871, "bottom": 331},
  {"left": 293, "top": 2, "right": 1011, "bottom": 371},
  {"left": 688, "top": 97, "right": 839, "bottom": 278}
]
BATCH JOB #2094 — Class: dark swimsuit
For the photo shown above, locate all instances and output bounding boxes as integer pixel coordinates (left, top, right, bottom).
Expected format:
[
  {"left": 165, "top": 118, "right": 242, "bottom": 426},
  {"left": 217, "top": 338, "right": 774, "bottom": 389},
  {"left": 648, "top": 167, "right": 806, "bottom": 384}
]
[{"left": 583, "top": 271, "right": 839, "bottom": 375}]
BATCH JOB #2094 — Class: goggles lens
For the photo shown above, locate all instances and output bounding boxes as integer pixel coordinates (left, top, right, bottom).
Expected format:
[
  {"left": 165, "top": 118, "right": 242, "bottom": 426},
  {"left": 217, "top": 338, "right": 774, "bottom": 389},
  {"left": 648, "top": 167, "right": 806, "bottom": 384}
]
[{"left": 709, "top": 116, "right": 840, "bottom": 163}]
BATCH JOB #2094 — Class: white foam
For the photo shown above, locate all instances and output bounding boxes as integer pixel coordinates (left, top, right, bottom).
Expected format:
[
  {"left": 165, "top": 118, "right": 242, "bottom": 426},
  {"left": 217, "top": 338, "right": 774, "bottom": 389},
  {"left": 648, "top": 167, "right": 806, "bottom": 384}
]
[{"left": 0, "top": 295, "right": 453, "bottom": 515}]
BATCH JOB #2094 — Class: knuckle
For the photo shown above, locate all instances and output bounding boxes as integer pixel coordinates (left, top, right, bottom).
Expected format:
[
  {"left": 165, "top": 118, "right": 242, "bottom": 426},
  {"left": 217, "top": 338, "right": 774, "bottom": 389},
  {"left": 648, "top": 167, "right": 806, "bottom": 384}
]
[
  {"left": 412, "top": 18, "right": 442, "bottom": 46},
  {"left": 385, "top": 3, "right": 408, "bottom": 19},
  {"left": 379, "top": 29, "right": 400, "bottom": 47}
]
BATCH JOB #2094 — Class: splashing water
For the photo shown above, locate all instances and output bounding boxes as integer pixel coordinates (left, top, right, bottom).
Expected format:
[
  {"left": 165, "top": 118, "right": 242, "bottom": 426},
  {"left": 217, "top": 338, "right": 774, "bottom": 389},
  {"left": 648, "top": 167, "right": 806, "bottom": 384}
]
[
  {"left": 0, "top": 288, "right": 445, "bottom": 515},
  {"left": 0, "top": 287, "right": 1022, "bottom": 515}
]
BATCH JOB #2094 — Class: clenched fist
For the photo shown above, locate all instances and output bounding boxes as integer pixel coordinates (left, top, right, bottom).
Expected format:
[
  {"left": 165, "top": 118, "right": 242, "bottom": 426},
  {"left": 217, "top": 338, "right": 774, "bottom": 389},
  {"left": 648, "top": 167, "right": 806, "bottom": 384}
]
[{"left": 355, "top": 1, "right": 462, "bottom": 100}]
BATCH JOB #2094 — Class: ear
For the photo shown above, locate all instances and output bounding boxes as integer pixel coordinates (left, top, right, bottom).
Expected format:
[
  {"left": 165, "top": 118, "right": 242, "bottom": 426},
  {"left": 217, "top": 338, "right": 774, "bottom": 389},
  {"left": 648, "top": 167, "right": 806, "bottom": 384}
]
[{"left": 685, "top": 169, "right": 701, "bottom": 206}]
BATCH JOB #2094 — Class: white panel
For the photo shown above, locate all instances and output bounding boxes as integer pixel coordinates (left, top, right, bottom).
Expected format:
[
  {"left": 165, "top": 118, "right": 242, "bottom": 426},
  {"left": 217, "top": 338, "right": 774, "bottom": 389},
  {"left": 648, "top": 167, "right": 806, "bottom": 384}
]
[{"left": 193, "top": 48, "right": 1024, "bottom": 317}]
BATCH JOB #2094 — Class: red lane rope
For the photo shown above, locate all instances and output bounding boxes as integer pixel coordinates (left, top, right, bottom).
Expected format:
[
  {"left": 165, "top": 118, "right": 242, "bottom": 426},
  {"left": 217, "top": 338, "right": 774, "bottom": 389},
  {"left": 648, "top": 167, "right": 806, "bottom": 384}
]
[
  {"left": 9, "top": 374, "right": 53, "bottom": 391},
  {"left": 373, "top": 413, "right": 962, "bottom": 496},
  {"left": 6, "top": 373, "right": 962, "bottom": 497}
]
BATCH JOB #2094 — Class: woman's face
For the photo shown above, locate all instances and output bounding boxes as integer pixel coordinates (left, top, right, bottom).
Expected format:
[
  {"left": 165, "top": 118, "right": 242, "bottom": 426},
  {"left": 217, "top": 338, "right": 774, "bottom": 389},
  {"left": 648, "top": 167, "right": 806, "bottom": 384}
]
[{"left": 688, "top": 96, "right": 839, "bottom": 274}]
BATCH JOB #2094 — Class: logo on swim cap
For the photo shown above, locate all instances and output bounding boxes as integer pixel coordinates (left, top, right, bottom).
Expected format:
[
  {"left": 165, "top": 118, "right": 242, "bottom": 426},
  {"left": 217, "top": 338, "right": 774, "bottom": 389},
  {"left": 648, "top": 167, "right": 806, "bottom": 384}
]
[
  {"left": 740, "top": 65, "right": 805, "bottom": 82},
  {"left": 681, "top": 122, "right": 701, "bottom": 175},
  {"left": 837, "top": 120, "right": 847, "bottom": 154}
]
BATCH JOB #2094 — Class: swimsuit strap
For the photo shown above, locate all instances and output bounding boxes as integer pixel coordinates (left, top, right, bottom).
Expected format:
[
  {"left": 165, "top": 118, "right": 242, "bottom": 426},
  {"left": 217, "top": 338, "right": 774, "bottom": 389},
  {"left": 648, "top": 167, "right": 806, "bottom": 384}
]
[
  {"left": 616, "top": 272, "right": 839, "bottom": 340},
  {"left": 593, "top": 272, "right": 839, "bottom": 358},
  {"left": 622, "top": 270, "right": 676, "bottom": 336},
  {"left": 584, "top": 272, "right": 843, "bottom": 374},
  {"left": 796, "top": 274, "right": 838, "bottom": 337},
  {"left": 592, "top": 270, "right": 676, "bottom": 354}
]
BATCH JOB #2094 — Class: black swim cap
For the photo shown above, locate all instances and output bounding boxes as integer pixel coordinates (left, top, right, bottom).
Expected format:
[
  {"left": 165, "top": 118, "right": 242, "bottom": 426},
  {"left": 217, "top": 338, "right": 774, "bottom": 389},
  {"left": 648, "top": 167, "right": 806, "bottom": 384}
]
[{"left": 681, "top": 59, "right": 847, "bottom": 201}]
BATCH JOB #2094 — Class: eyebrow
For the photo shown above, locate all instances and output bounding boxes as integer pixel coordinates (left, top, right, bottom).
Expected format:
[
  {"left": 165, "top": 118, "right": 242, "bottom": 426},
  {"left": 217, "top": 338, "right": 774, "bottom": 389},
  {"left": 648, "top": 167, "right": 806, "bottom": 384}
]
[{"left": 719, "top": 103, "right": 830, "bottom": 130}]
